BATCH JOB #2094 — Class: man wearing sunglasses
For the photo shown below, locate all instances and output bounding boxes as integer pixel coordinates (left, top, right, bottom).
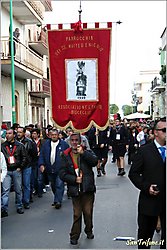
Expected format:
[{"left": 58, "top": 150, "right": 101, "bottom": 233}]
[{"left": 128, "top": 118, "right": 166, "bottom": 249}]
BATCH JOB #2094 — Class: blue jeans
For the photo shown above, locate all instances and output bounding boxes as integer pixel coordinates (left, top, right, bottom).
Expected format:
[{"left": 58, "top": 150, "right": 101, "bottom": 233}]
[
  {"left": 1, "top": 170, "right": 23, "bottom": 211},
  {"left": 30, "top": 165, "right": 39, "bottom": 195},
  {"left": 22, "top": 167, "right": 32, "bottom": 204},
  {"left": 37, "top": 169, "right": 45, "bottom": 195},
  {"left": 48, "top": 173, "right": 64, "bottom": 203}
]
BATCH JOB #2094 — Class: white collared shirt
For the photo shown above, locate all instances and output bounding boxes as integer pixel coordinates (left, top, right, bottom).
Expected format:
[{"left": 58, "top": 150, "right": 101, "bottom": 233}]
[{"left": 50, "top": 140, "right": 59, "bottom": 165}]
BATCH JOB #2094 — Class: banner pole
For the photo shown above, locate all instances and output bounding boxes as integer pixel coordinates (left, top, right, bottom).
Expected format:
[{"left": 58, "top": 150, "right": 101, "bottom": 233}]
[
  {"left": 96, "top": 127, "right": 99, "bottom": 145},
  {"left": 78, "top": 0, "right": 82, "bottom": 21}
]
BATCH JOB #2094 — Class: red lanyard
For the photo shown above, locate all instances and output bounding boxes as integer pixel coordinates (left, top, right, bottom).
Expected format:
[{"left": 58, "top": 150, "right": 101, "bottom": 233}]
[{"left": 6, "top": 145, "right": 17, "bottom": 156}]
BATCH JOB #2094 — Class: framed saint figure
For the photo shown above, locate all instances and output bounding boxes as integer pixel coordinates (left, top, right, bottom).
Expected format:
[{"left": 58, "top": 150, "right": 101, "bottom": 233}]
[{"left": 65, "top": 59, "right": 98, "bottom": 101}]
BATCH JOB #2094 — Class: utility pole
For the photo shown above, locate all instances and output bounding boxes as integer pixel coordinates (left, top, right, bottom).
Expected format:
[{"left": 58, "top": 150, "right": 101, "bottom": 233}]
[{"left": 10, "top": 0, "right": 16, "bottom": 124}]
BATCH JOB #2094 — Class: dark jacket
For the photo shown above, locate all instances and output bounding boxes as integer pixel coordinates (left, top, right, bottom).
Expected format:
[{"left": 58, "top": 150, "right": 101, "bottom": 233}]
[
  {"left": 17, "top": 137, "right": 38, "bottom": 167},
  {"left": 109, "top": 124, "right": 129, "bottom": 146},
  {"left": 38, "top": 139, "right": 69, "bottom": 174},
  {"left": 87, "top": 127, "right": 109, "bottom": 149},
  {"left": 128, "top": 130, "right": 139, "bottom": 153},
  {"left": 128, "top": 142, "right": 166, "bottom": 216},
  {"left": 31, "top": 138, "right": 46, "bottom": 168},
  {"left": 59, "top": 148, "right": 98, "bottom": 197},
  {"left": 1, "top": 140, "right": 27, "bottom": 171}
]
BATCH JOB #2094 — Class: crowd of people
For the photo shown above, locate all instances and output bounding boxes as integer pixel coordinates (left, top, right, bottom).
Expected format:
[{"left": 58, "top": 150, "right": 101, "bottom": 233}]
[{"left": 0, "top": 117, "right": 166, "bottom": 248}]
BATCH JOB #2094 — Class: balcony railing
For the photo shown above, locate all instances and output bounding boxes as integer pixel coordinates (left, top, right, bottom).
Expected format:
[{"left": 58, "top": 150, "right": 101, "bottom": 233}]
[
  {"left": 2, "top": 1, "right": 44, "bottom": 24},
  {"left": 1, "top": 36, "right": 43, "bottom": 77},
  {"left": 151, "top": 77, "right": 166, "bottom": 92},
  {"left": 27, "top": 1, "right": 44, "bottom": 20},
  {"left": 42, "top": 78, "right": 50, "bottom": 95},
  {"left": 38, "top": 29, "right": 47, "bottom": 45},
  {"left": 28, "top": 28, "right": 48, "bottom": 55},
  {"left": 29, "top": 78, "right": 50, "bottom": 98},
  {"left": 41, "top": 0, "right": 52, "bottom": 11}
]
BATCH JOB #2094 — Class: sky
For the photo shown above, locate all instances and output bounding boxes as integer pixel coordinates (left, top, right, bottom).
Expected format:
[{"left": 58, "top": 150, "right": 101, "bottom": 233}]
[{"left": 44, "top": 1, "right": 166, "bottom": 111}]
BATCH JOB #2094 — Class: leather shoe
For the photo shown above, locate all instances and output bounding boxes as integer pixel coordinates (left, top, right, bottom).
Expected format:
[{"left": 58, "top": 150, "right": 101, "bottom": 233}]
[
  {"left": 97, "top": 170, "right": 101, "bottom": 177},
  {"left": 117, "top": 168, "right": 126, "bottom": 176},
  {"left": 24, "top": 203, "right": 30, "bottom": 209},
  {"left": 87, "top": 233, "right": 94, "bottom": 239},
  {"left": 70, "top": 239, "right": 78, "bottom": 245},
  {"left": 1, "top": 210, "right": 8, "bottom": 218},
  {"left": 17, "top": 208, "right": 24, "bottom": 214},
  {"left": 55, "top": 202, "right": 61, "bottom": 209},
  {"left": 101, "top": 166, "right": 106, "bottom": 175}
]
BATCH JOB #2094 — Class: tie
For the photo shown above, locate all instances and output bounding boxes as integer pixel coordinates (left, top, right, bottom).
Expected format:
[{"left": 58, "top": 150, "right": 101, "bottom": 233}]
[{"left": 159, "top": 147, "right": 166, "bottom": 162}]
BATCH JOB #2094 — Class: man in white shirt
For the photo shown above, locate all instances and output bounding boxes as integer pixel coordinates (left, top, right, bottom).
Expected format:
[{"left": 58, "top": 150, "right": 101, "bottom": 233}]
[{"left": 38, "top": 129, "right": 69, "bottom": 209}]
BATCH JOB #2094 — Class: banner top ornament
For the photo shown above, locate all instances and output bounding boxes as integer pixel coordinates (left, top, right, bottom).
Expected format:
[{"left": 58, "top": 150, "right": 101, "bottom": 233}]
[
  {"left": 73, "top": 20, "right": 83, "bottom": 33},
  {"left": 73, "top": 0, "right": 83, "bottom": 33}
]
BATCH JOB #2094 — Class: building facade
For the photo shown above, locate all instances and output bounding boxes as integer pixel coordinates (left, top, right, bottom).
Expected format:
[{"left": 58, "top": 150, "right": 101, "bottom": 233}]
[
  {"left": 1, "top": 0, "right": 52, "bottom": 128},
  {"left": 150, "top": 28, "right": 166, "bottom": 119},
  {"left": 132, "top": 70, "right": 160, "bottom": 115},
  {"left": 131, "top": 27, "right": 166, "bottom": 119}
]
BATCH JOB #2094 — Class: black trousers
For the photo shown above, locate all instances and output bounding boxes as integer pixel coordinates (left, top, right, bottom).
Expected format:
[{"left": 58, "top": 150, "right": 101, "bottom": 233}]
[
  {"left": 70, "top": 192, "right": 95, "bottom": 240},
  {"left": 138, "top": 213, "right": 166, "bottom": 249}
]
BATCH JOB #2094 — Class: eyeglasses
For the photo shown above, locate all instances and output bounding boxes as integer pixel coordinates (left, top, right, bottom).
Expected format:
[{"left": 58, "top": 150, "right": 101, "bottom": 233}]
[{"left": 156, "top": 128, "right": 166, "bottom": 133}]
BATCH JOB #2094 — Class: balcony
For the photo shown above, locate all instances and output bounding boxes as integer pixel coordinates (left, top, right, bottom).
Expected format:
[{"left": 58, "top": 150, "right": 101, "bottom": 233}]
[
  {"left": 29, "top": 28, "right": 48, "bottom": 55},
  {"left": 29, "top": 78, "right": 50, "bottom": 98},
  {"left": 1, "top": 37, "right": 43, "bottom": 79},
  {"left": 41, "top": 0, "right": 53, "bottom": 11},
  {"left": 160, "top": 27, "right": 166, "bottom": 51},
  {"left": 151, "top": 77, "right": 166, "bottom": 93},
  {"left": 1, "top": 0, "right": 44, "bottom": 24}
]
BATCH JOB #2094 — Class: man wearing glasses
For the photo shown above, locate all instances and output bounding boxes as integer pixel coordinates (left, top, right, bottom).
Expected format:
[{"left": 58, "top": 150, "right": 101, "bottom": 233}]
[{"left": 128, "top": 118, "right": 166, "bottom": 249}]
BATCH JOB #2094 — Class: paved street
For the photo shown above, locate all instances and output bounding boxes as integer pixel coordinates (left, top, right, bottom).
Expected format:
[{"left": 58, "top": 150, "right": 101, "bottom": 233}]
[{"left": 1, "top": 153, "right": 161, "bottom": 249}]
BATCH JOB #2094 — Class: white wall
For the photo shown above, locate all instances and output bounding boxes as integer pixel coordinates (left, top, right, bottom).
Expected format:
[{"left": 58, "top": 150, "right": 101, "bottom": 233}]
[
  {"left": 2, "top": 6, "right": 23, "bottom": 41},
  {"left": 1, "top": 75, "right": 12, "bottom": 122},
  {"left": 1, "top": 75, "right": 26, "bottom": 125}
]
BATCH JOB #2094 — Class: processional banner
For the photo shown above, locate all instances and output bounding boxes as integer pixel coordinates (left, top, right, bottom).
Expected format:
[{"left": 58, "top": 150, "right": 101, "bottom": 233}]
[{"left": 47, "top": 22, "right": 112, "bottom": 132}]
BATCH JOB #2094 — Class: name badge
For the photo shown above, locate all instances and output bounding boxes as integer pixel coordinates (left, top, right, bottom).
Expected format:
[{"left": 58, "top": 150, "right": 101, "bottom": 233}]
[
  {"left": 116, "top": 134, "right": 120, "bottom": 140},
  {"left": 8, "top": 156, "right": 16, "bottom": 164}
]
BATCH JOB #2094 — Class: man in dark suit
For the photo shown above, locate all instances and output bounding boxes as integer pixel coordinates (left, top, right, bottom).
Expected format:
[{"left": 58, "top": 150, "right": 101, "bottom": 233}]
[{"left": 128, "top": 118, "right": 166, "bottom": 249}]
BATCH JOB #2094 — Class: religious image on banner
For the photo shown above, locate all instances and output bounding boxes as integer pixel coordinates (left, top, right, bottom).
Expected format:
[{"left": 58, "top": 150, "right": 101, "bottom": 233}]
[{"left": 66, "top": 59, "right": 98, "bottom": 101}]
